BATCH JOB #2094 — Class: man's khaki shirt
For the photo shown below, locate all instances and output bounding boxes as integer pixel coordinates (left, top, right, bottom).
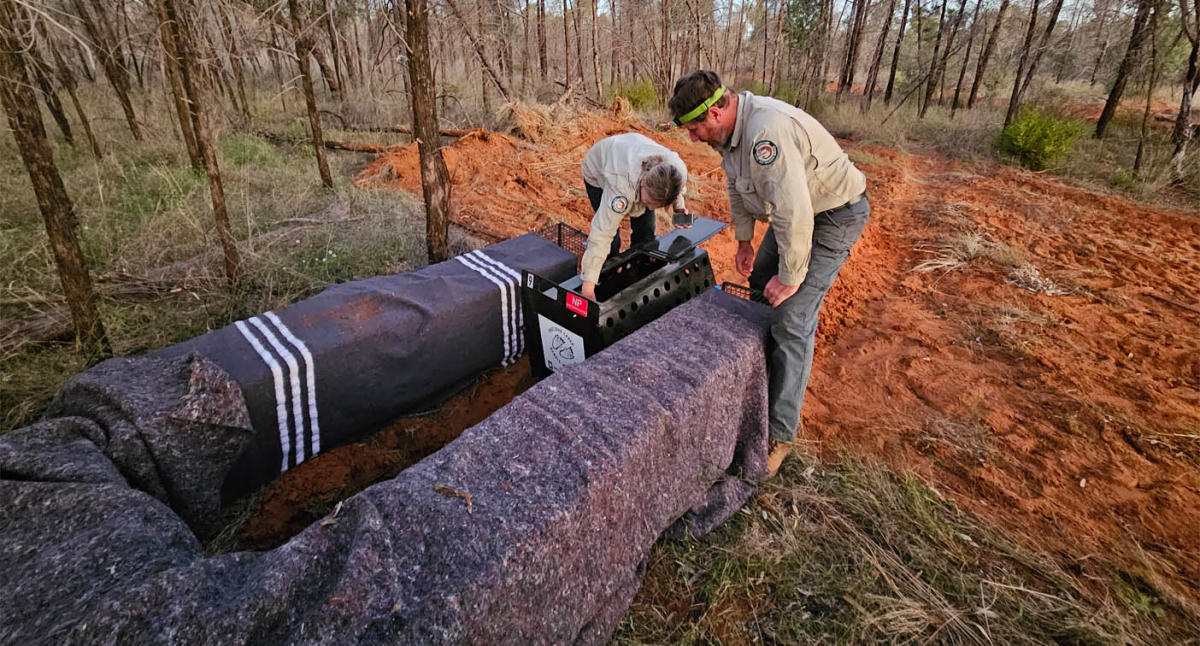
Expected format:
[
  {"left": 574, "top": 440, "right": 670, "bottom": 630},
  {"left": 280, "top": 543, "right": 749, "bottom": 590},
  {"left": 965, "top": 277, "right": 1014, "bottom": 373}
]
[
  {"left": 580, "top": 133, "right": 688, "bottom": 284},
  {"left": 719, "top": 92, "right": 867, "bottom": 285}
]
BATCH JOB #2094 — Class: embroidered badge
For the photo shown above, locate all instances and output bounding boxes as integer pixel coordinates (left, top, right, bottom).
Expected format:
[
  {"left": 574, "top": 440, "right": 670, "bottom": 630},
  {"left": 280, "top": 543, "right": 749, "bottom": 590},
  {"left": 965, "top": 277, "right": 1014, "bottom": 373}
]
[
  {"left": 753, "top": 140, "right": 779, "bottom": 165},
  {"left": 610, "top": 195, "right": 630, "bottom": 214}
]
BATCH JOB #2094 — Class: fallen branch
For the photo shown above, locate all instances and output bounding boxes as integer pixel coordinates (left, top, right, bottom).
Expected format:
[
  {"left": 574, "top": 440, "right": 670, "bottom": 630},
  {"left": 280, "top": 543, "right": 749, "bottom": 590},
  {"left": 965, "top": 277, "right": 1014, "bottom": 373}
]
[{"left": 339, "top": 124, "right": 473, "bottom": 137}]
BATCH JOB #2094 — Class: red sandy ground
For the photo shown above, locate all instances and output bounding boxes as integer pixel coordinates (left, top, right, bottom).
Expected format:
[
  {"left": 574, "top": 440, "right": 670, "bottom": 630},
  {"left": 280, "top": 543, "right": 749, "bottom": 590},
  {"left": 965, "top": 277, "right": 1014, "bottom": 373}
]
[{"left": 243, "top": 106, "right": 1199, "bottom": 612}]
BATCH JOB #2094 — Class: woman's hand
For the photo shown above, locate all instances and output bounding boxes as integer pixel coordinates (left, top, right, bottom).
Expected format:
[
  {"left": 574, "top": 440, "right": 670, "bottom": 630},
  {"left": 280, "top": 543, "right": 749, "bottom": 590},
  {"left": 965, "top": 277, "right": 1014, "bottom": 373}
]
[{"left": 581, "top": 281, "right": 597, "bottom": 302}]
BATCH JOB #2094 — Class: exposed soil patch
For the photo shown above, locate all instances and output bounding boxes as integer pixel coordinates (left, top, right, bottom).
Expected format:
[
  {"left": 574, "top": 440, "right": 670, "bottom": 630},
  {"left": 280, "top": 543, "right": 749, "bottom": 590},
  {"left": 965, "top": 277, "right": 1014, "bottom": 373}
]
[{"left": 244, "top": 108, "right": 1200, "bottom": 614}]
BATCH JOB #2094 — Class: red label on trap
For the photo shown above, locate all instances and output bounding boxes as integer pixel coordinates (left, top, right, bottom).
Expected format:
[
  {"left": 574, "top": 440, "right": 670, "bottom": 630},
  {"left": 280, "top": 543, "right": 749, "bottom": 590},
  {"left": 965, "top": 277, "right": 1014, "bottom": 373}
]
[{"left": 566, "top": 293, "right": 588, "bottom": 317}]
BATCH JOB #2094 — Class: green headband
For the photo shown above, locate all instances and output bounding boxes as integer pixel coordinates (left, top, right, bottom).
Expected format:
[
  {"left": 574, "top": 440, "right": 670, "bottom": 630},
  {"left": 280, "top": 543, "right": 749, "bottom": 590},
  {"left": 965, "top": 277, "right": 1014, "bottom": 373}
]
[{"left": 673, "top": 86, "right": 726, "bottom": 127}]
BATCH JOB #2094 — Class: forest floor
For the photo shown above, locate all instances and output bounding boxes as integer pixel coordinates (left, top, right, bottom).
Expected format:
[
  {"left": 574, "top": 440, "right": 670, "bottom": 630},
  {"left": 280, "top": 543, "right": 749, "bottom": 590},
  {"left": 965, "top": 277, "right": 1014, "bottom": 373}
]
[{"left": 228, "top": 104, "right": 1200, "bottom": 642}]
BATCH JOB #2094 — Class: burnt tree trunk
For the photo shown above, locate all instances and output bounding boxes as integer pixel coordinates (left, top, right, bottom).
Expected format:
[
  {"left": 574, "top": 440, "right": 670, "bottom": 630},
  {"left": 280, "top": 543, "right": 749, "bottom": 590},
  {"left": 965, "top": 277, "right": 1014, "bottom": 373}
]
[
  {"left": 160, "top": 0, "right": 240, "bottom": 285},
  {"left": 0, "top": 0, "right": 110, "bottom": 357},
  {"left": 919, "top": 0, "right": 950, "bottom": 116},
  {"left": 884, "top": 0, "right": 913, "bottom": 103},
  {"left": 289, "top": 0, "right": 334, "bottom": 188},
  {"left": 1004, "top": 0, "right": 1041, "bottom": 126},
  {"left": 403, "top": 0, "right": 450, "bottom": 263},
  {"left": 968, "top": 0, "right": 1009, "bottom": 108},
  {"left": 1095, "top": 0, "right": 1156, "bottom": 137},
  {"left": 951, "top": 0, "right": 984, "bottom": 115},
  {"left": 1015, "top": 0, "right": 1066, "bottom": 102}
]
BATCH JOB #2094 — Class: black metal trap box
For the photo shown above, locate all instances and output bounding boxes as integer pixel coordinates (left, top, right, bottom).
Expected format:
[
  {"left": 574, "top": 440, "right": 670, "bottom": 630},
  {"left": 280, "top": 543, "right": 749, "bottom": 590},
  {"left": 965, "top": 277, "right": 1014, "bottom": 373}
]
[{"left": 522, "top": 217, "right": 726, "bottom": 377}]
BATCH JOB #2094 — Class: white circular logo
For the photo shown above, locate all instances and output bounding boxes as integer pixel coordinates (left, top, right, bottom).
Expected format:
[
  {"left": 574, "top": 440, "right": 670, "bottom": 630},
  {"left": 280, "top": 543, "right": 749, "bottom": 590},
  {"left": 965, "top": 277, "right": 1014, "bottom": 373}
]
[
  {"left": 753, "top": 140, "right": 778, "bottom": 165},
  {"left": 611, "top": 196, "right": 629, "bottom": 214}
]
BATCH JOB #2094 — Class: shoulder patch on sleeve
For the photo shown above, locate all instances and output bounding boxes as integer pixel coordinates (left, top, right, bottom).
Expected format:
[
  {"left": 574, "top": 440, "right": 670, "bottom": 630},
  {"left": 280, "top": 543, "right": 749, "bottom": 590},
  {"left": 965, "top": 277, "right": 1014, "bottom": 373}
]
[
  {"left": 753, "top": 140, "right": 779, "bottom": 165},
  {"left": 610, "top": 195, "right": 630, "bottom": 214}
]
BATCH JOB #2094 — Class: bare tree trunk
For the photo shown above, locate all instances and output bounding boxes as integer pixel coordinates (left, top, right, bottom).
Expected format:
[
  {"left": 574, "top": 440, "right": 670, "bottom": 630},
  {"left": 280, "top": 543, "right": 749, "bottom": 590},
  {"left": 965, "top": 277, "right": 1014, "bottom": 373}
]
[
  {"left": 219, "top": 2, "right": 250, "bottom": 121},
  {"left": 768, "top": 0, "right": 785, "bottom": 93},
  {"left": 312, "top": 43, "right": 344, "bottom": 100},
  {"left": 324, "top": 0, "right": 345, "bottom": 96},
  {"left": 919, "top": 0, "right": 950, "bottom": 116},
  {"left": 1015, "top": 0, "right": 1065, "bottom": 101},
  {"left": 1095, "top": 0, "right": 1156, "bottom": 137},
  {"left": 289, "top": 0, "right": 334, "bottom": 188},
  {"left": 884, "top": 0, "right": 912, "bottom": 103},
  {"left": 404, "top": 0, "right": 450, "bottom": 263},
  {"left": 1169, "top": 0, "right": 1199, "bottom": 177},
  {"left": 933, "top": 0, "right": 969, "bottom": 107},
  {"left": 47, "top": 25, "right": 102, "bottom": 159},
  {"left": 839, "top": 0, "right": 871, "bottom": 100},
  {"left": 1004, "top": 0, "right": 1041, "bottom": 126},
  {"left": 27, "top": 35, "right": 74, "bottom": 145},
  {"left": 610, "top": 0, "right": 619, "bottom": 84},
  {"left": 477, "top": 0, "right": 491, "bottom": 112},
  {"left": 572, "top": 0, "right": 584, "bottom": 86},
  {"left": 967, "top": 0, "right": 1009, "bottom": 108},
  {"left": 719, "top": 0, "right": 734, "bottom": 72},
  {"left": 0, "top": 0, "right": 109, "bottom": 357},
  {"left": 732, "top": 1, "right": 746, "bottom": 84},
  {"left": 73, "top": 36, "right": 95, "bottom": 82},
  {"left": 591, "top": 0, "right": 602, "bottom": 97},
  {"left": 1089, "top": 0, "right": 1112, "bottom": 86},
  {"left": 864, "top": 0, "right": 899, "bottom": 110},
  {"left": 951, "top": 0, "right": 983, "bottom": 115},
  {"left": 564, "top": 0, "right": 573, "bottom": 90},
  {"left": 537, "top": 0, "right": 547, "bottom": 81},
  {"left": 269, "top": 20, "right": 288, "bottom": 112},
  {"left": 1134, "top": 6, "right": 1160, "bottom": 174},
  {"left": 155, "top": 0, "right": 201, "bottom": 169},
  {"left": 161, "top": 0, "right": 240, "bottom": 285},
  {"left": 444, "top": 0, "right": 514, "bottom": 101},
  {"left": 71, "top": 0, "right": 141, "bottom": 140}
]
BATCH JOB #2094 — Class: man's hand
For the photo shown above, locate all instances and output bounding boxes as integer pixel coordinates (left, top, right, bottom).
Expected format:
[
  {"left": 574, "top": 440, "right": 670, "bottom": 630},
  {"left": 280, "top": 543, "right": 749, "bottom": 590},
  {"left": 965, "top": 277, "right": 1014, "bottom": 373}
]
[
  {"left": 764, "top": 275, "right": 799, "bottom": 308},
  {"left": 735, "top": 241, "right": 755, "bottom": 277},
  {"left": 581, "top": 281, "right": 597, "bottom": 302}
]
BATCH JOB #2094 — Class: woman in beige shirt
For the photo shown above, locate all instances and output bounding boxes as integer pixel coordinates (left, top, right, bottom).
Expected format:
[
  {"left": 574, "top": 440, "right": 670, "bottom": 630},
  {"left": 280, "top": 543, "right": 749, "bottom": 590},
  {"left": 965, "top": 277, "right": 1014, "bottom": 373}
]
[{"left": 579, "top": 133, "right": 688, "bottom": 301}]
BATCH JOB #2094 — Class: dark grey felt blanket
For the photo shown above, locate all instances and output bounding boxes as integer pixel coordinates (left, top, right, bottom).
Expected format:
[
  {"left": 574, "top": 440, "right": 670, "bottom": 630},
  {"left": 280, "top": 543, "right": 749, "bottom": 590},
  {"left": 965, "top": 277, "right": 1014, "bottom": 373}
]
[{"left": 0, "top": 289, "right": 771, "bottom": 645}]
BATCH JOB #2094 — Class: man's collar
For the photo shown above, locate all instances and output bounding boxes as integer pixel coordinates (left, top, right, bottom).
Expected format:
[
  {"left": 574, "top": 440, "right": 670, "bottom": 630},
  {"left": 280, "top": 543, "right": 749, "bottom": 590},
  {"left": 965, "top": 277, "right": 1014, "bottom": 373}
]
[{"left": 725, "top": 92, "right": 750, "bottom": 151}]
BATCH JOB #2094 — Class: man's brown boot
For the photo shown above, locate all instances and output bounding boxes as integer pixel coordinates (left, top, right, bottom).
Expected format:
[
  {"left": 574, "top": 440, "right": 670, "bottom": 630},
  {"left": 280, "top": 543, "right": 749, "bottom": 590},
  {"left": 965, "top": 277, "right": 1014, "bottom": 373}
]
[{"left": 766, "top": 440, "right": 792, "bottom": 478}]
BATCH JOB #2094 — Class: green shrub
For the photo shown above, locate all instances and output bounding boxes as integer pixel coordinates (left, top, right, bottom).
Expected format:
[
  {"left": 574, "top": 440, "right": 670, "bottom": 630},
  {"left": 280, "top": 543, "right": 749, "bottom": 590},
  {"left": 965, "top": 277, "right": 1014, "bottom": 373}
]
[
  {"left": 1108, "top": 169, "right": 1140, "bottom": 192},
  {"left": 996, "top": 108, "right": 1086, "bottom": 170},
  {"left": 608, "top": 78, "right": 659, "bottom": 110}
]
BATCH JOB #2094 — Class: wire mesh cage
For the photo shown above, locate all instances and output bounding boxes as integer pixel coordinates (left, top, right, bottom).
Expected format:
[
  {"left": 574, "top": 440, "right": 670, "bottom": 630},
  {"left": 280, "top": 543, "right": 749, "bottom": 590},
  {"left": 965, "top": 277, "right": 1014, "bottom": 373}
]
[{"left": 535, "top": 222, "right": 588, "bottom": 269}]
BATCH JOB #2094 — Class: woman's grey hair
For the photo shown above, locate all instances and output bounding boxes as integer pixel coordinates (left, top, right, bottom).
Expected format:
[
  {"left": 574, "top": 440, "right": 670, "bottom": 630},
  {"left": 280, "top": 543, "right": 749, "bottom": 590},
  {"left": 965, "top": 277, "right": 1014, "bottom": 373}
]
[{"left": 639, "top": 156, "right": 684, "bottom": 208}]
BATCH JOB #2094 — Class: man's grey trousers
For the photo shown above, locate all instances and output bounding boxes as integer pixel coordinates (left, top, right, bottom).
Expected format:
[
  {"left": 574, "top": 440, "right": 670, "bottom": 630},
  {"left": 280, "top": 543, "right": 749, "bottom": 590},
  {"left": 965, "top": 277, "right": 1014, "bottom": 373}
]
[{"left": 748, "top": 197, "right": 870, "bottom": 442}]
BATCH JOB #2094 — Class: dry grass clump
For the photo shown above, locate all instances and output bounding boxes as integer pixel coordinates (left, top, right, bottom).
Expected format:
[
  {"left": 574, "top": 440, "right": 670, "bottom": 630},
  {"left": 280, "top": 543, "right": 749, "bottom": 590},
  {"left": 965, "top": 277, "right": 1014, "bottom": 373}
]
[
  {"left": 616, "top": 456, "right": 1199, "bottom": 644},
  {"left": 496, "top": 101, "right": 557, "bottom": 143}
]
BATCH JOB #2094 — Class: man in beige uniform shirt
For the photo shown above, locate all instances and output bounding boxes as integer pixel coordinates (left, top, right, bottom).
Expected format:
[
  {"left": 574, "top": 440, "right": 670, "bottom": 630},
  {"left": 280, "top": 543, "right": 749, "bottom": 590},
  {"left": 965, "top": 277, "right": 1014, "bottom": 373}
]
[
  {"left": 579, "top": 133, "right": 688, "bottom": 302},
  {"left": 669, "top": 71, "right": 869, "bottom": 476}
]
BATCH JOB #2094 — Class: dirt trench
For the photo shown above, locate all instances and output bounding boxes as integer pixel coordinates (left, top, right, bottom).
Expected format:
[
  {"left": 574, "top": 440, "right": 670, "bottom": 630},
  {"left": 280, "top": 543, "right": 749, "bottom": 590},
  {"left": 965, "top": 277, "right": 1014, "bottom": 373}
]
[{"left": 242, "top": 110, "right": 1200, "bottom": 612}]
